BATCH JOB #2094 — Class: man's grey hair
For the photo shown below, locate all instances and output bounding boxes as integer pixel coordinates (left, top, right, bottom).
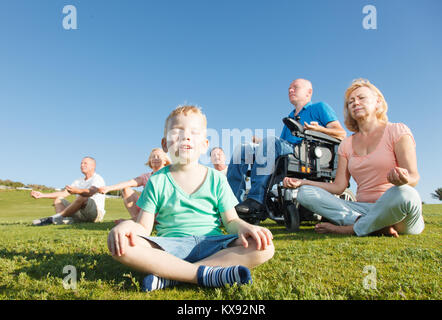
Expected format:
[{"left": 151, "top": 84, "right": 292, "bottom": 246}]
[{"left": 82, "top": 156, "right": 96, "bottom": 165}]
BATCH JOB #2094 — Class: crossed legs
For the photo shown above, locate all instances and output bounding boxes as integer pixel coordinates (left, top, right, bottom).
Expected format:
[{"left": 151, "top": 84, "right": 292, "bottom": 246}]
[
  {"left": 53, "top": 196, "right": 88, "bottom": 217},
  {"left": 297, "top": 185, "right": 424, "bottom": 237},
  {"left": 111, "top": 235, "right": 274, "bottom": 284}
]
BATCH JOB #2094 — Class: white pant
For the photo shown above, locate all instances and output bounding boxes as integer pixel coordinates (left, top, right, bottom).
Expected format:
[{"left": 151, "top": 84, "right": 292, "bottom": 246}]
[{"left": 297, "top": 185, "right": 425, "bottom": 236}]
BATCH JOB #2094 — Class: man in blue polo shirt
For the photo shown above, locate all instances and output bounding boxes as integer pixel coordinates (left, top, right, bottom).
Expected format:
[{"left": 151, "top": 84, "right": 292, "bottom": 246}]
[{"left": 228, "top": 78, "right": 346, "bottom": 214}]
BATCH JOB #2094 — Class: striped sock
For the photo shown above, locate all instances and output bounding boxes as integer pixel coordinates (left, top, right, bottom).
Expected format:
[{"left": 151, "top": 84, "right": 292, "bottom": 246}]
[
  {"left": 197, "top": 265, "right": 252, "bottom": 288},
  {"left": 142, "top": 274, "right": 179, "bottom": 292}
]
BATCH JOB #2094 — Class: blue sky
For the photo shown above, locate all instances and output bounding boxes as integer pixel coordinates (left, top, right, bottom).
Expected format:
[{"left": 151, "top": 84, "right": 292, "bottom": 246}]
[{"left": 0, "top": 0, "right": 441, "bottom": 204}]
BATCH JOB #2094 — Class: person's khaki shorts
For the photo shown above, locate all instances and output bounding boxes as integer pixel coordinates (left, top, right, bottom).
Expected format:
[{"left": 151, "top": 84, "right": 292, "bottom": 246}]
[{"left": 61, "top": 198, "right": 104, "bottom": 223}]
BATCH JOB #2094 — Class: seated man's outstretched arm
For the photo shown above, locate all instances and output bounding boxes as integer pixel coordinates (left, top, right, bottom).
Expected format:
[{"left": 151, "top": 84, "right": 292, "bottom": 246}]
[
  {"left": 30, "top": 189, "right": 70, "bottom": 199},
  {"left": 304, "top": 120, "right": 346, "bottom": 140}
]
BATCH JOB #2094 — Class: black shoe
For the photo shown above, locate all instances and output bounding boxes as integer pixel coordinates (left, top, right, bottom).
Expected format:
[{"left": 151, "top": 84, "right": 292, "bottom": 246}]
[
  {"left": 235, "top": 198, "right": 264, "bottom": 214},
  {"left": 32, "top": 216, "right": 54, "bottom": 226}
]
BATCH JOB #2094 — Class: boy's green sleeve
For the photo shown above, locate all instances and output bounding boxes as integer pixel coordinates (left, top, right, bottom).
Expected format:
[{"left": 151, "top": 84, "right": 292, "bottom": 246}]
[
  {"left": 217, "top": 175, "right": 239, "bottom": 213},
  {"left": 136, "top": 178, "right": 158, "bottom": 214}
]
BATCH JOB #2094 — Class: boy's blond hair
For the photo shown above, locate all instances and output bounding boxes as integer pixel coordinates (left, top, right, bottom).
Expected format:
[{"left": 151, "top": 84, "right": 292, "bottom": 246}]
[
  {"left": 145, "top": 148, "right": 171, "bottom": 168},
  {"left": 164, "top": 105, "right": 208, "bottom": 137},
  {"left": 343, "top": 78, "right": 388, "bottom": 132}
]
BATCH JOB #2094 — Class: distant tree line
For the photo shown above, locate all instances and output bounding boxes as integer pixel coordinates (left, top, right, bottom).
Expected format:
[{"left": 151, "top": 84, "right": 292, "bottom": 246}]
[
  {"left": 0, "top": 179, "right": 26, "bottom": 188},
  {"left": 0, "top": 179, "right": 56, "bottom": 192}
]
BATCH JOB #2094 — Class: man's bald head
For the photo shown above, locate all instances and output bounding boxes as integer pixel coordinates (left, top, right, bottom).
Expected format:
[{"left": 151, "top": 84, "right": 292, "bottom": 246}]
[
  {"left": 295, "top": 79, "right": 312, "bottom": 90},
  {"left": 288, "top": 79, "right": 313, "bottom": 107}
]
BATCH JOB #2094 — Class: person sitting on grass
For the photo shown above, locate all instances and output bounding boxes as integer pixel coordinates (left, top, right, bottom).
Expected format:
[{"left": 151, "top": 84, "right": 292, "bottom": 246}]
[
  {"left": 98, "top": 148, "right": 171, "bottom": 224},
  {"left": 283, "top": 79, "right": 425, "bottom": 237},
  {"left": 31, "top": 156, "right": 106, "bottom": 226},
  {"left": 107, "top": 105, "right": 274, "bottom": 292},
  {"left": 210, "top": 147, "right": 228, "bottom": 175}
]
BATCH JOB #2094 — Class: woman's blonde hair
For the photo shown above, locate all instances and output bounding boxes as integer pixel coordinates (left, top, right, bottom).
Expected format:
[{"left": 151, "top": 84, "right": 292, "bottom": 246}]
[
  {"left": 145, "top": 148, "right": 171, "bottom": 168},
  {"left": 343, "top": 78, "right": 388, "bottom": 132}
]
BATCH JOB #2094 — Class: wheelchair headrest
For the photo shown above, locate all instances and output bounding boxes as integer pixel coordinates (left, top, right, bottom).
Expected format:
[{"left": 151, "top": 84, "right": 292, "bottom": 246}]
[{"left": 283, "top": 117, "right": 304, "bottom": 134}]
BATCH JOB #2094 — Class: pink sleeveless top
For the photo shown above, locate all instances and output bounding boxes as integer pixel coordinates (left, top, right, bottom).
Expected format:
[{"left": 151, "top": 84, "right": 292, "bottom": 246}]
[{"left": 338, "top": 122, "right": 415, "bottom": 203}]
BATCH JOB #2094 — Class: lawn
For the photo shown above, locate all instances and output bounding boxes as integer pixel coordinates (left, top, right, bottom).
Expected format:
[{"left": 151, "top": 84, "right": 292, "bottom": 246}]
[{"left": 0, "top": 190, "right": 440, "bottom": 300}]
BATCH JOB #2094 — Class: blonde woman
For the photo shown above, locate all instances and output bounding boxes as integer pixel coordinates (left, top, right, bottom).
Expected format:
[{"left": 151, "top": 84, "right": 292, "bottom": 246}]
[
  {"left": 99, "top": 148, "right": 171, "bottom": 222},
  {"left": 283, "top": 79, "right": 424, "bottom": 237}
]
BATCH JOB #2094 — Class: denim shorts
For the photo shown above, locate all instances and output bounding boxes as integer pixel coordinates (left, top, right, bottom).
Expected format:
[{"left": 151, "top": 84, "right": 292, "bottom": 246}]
[{"left": 138, "top": 234, "right": 239, "bottom": 263}]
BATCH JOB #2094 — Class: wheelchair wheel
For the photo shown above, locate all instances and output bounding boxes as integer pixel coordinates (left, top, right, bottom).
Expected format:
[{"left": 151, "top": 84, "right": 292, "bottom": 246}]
[
  {"left": 264, "top": 187, "right": 286, "bottom": 226},
  {"left": 283, "top": 202, "right": 300, "bottom": 232}
]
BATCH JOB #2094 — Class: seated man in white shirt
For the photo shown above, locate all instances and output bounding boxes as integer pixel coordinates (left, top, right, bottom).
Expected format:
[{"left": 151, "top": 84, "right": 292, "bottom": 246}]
[{"left": 31, "top": 156, "right": 106, "bottom": 226}]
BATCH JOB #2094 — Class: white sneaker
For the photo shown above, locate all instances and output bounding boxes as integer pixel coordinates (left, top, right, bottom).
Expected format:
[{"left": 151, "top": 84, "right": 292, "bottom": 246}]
[{"left": 32, "top": 217, "right": 54, "bottom": 226}]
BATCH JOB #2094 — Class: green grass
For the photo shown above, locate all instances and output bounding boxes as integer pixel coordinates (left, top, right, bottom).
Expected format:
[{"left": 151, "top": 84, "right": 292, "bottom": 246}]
[{"left": 0, "top": 190, "right": 440, "bottom": 300}]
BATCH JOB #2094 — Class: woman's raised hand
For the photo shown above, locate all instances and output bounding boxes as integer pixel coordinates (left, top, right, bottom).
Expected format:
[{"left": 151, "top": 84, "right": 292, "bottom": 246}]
[{"left": 387, "top": 167, "right": 410, "bottom": 186}]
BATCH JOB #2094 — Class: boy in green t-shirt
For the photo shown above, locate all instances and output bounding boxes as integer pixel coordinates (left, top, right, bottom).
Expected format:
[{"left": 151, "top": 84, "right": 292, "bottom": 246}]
[{"left": 107, "top": 105, "right": 274, "bottom": 291}]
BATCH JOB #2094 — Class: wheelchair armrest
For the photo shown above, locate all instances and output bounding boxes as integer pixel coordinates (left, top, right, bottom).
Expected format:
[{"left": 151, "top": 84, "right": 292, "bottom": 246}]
[
  {"left": 304, "top": 130, "right": 342, "bottom": 144},
  {"left": 283, "top": 117, "right": 341, "bottom": 144},
  {"left": 283, "top": 117, "right": 304, "bottom": 134}
]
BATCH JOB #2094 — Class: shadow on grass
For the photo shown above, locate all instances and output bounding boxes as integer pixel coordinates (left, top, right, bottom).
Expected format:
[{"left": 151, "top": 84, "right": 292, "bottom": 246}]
[
  {"left": 0, "top": 248, "right": 143, "bottom": 285},
  {"left": 262, "top": 220, "right": 357, "bottom": 241},
  {"left": 61, "top": 221, "right": 116, "bottom": 231},
  {"left": 0, "top": 221, "right": 116, "bottom": 231},
  {"left": 1, "top": 248, "right": 215, "bottom": 294}
]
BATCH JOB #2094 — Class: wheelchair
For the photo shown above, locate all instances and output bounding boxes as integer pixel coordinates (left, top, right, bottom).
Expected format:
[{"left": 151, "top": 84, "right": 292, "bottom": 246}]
[{"left": 238, "top": 117, "right": 356, "bottom": 232}]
